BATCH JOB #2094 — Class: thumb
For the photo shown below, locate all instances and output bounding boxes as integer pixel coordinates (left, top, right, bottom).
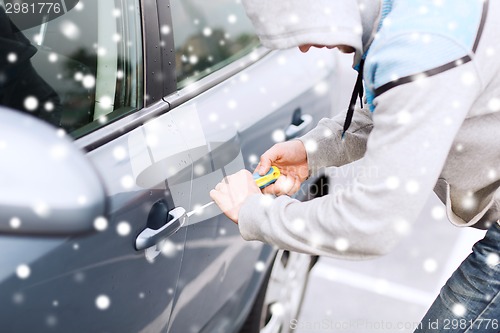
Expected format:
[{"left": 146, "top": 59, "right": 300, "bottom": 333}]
[{"left": 259, "top": 146, "right": 279, "bottom": 175}]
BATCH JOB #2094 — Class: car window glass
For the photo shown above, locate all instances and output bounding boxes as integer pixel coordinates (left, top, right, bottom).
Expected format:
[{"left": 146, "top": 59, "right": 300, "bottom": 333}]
[
  {"left": 170, "top": 0, "right": 259, "bottom": 88},
  {"left": 0, "top": 0, "right": 143, "bottom": 138}
]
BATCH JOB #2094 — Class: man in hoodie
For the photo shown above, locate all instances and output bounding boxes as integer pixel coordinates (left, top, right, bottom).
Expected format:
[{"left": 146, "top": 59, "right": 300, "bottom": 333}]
[{"left": 211, "top": 0, "right": 500, "bottom": 330}]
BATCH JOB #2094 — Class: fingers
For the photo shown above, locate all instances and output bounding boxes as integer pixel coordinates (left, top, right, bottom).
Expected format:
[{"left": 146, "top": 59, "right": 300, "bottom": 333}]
[
  {"left": 258, "top": 157, "right": 272, "bottom": 176},
  {"left": 210, "top": 170, "right": 261, "bottom": 224},
  {"left": 258, "top": 145, "right": 281, "bottom": 175},
  {"left": 262, "top": 175, "right": 301, "bottom": 196}
]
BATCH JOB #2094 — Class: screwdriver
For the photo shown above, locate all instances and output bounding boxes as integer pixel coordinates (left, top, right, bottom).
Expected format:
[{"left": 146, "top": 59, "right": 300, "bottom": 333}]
[{"left": 186, "top": 166, "right": 281, "bottom": 217}]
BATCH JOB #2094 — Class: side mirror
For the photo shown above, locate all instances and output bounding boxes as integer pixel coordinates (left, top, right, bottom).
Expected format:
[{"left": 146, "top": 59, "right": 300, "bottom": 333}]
[{"left": 0, "top": 107, "right": 106, "bottom": 235}]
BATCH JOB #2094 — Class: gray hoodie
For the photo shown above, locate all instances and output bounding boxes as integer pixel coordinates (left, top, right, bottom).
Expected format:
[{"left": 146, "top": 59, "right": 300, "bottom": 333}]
[{"left": 238, "top": 0, "right": 500, "bottom": 259}]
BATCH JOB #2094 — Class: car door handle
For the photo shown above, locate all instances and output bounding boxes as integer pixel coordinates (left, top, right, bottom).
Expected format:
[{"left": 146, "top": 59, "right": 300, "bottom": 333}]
[
  {"left": 135, "top": 206, "right": 187, "bottom": 251},
  {"left": 285, "top": 114, "right": 313, "bottom": 140}
]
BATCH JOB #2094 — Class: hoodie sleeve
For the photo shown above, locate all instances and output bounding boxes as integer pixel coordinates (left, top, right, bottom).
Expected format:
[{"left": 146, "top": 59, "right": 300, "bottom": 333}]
[
  {"left": 238, "top": 44, "right": 481, "bottom": 259},
  {"left": 297, "top": 104, "right": 373, "bottom": 172}
]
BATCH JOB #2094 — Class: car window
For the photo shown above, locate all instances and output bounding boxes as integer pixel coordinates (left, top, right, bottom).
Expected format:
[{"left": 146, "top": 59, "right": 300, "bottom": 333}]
[
  {"left": 170, "top": 0, "right": 260, "bottom": 88},
  {"left": 0, "top": 0, "right": 142, "bottom": 138}
]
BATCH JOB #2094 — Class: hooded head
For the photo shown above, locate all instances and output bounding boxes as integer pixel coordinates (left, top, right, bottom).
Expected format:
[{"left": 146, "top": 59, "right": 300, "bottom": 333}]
[{"left": 241, "top": 0, "right": 380, "bottom": 65}]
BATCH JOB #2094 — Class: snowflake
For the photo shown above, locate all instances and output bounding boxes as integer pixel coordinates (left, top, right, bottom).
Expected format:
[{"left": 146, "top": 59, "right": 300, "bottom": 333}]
[
  {"left": 98, "top": 95, "right": 113, "bottom": 109},
  {"left": 405, "top": 180, "right": 420, "bottom": 194},
  {"left": 461, "top": 72, "right": 476, "bottom": 86},
  {"left": 385, "top": 176, "right": 400, "bottom": 190},
  {"left": 46, "top": 315, "right": 57, "bottom": 327},
  {"left": 95, "top": 294, "right": 111, "bottom": 310},
  {"left": 94, "top": 216, "right": 108, "bottom": 231},
  {"left": 423, "top": 258, "right": 438, "bottom": 273},
  {"left": 227, "top": 100, "right": 237, "bottom": 110},
  {"left": 194, "top": 164, "right": 205, "bottom": 176},
  {"left": 16, "top": 264, "right": 31, "bottom": 279},
  {"left": 488, "top": 98, "right": 500, "bottom": 112},
  {"left": 161, "top": 239, "right": 177, "bottom": 257},
  {"left": 24, "top": 96, "right": 39, "bottom": 111},
  {"left": 334, "top": 238, "right": 350, "bottom": 252},
  {"left": 44, "top": 101, "right": 55, "bottom": 112},
  {"left": 272, "top": 129, "right": 286, "bottom": 143},
  {"left": 112, "top": 146, "right": 127, "bottom": 161},
  {"left": 452, "top": 100, "right": 461, "bottom": 109},
  {"left": 60, "top": 20, "right": 80, "bottom": 40},
  {"left": 248, "top": 154, "right": 258, "bottom": 165},
  {"left": 10, "top": 217, "right": 21, "bottom": 229},
  {"left": 288, "top": 14, "right": 299, "bottom": 24},
  {"left": 290, "top": 218, "right": 305, "bottom": 232},
  {"left": 12, "top": 293, "right": 24, "bottom": 304},
  {"left": 49, "top": 144, "right": 68, "bottom": 161},
  {"left": 203, "top": 27, "right": 212, "bottom": 37},
  {"left": 116, "top": 221, "right": 131, "bottom": 236},
  {"left": 393, "top": 218, "right": 411, "bottom": 236},
  {"left": 277, "top": 56, "right": 287, "bottom": 65},
  {"left": 259, "top": 194, "right": 274, "bottom": 207},
  {"left": 431, "top": 206, "right": 446, "bottom": 220},
  {"left": 304, "top": 139, "right": 318, "bottom": 153},
  {"left": 74, "top": 272, "right": 85, "bottom": 283},
  {"left": 206, "top": 113, "right": 218, "bottom": 124},
  {"left": 48, "top": 53, "right": 58, "bottom": 63},
  {"left": 33, "top": 201, "right": 50, "bottom": 217},
  {"left": 97, "top": 47, "right": 107, "bottom": 57},
  {"left": 452, "top": 303, "right": 466, "bottom": 317},
  {"left": 254, "top": 261, "right": 265, "bottom": 272},
  {"left": 461, "top": 195, "right": 476, "bottom": 210},
  {"left": 189, "top": 55, "right": 198, "bottom": 65},
  {"left": 374, "top": 279, "right": 389, "bottom": 294},
  {"left": 161, "top": 25, "right": 171, "bottom": 35},
  {"left": 486, "top": 253, "right": 499, "bottom": 267},
  {"left": 227, "top": 14, "right": 237, "bottom": 24},
  {"left": 396, "top": 109, "right": 412, "bottom": 125},
  {"left": 120, "top": 175, "right": 134, "bottom": 189},
  {"left": 7, "top": 52, "right": 17, "bottom": 63},
  {"left": 314, "top": 81, "right": 329, "bottom": 96},
  {"left": 353, "top": 25, "right": 363, "bottom": 35},
  {"left": 309, "top": 233, "right": 324, "bottom": 248},
  {"left": 239, "top": 73, "right": 249, "bottom": 82}
]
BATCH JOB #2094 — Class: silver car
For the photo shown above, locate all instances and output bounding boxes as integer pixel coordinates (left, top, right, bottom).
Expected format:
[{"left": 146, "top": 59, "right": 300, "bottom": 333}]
[{"left": 0, "top": 0, "right": 344, "bottom": 332}]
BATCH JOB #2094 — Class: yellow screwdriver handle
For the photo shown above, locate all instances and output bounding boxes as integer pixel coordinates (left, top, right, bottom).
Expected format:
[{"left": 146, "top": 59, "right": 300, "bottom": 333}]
[{"left": 253, "top": 166, "right": 281, "bottom": 189}]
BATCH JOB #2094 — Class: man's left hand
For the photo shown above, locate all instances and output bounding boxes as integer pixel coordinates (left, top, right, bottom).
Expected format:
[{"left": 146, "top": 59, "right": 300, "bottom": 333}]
[{"left": 210, "top": 170, "right": 261, "bottom": 224}]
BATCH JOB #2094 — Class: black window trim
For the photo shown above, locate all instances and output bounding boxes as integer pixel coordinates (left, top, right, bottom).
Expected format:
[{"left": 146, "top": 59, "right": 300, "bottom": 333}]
[{"left": 76, "top": 0, "right": 164, "bottom": 152}]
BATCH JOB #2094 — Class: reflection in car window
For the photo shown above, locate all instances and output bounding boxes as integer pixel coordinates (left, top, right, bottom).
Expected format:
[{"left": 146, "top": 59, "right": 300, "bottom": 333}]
[
  {"left": 170, "top": 0, "right": 260, "bottom": 88},
  {"left": 0, "top": 0, "right": 142, "bottom": 138}
]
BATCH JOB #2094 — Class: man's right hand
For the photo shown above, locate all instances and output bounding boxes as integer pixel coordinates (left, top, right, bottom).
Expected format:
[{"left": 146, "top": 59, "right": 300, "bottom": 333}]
[{"left": 256, "top": 140, "right": 310, "bottom": 196}]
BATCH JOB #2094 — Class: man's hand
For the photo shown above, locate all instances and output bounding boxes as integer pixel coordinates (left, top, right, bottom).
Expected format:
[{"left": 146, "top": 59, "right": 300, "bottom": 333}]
[
  {"left": 210, "top": 170, "right": 261, "bottom": 224},
  {"left": 256, "top": 140, "right": 309, "bottom": 196}
]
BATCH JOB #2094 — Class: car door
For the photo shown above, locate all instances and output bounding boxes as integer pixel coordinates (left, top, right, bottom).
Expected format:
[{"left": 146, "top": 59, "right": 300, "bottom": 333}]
[
  {"left": 158, "top": 0, "right": 342, "bottom": 332},
  {"left": 0, "top": 0, "right": 193, "bottom": 332}
]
